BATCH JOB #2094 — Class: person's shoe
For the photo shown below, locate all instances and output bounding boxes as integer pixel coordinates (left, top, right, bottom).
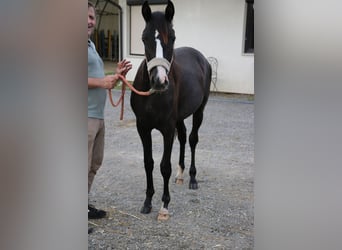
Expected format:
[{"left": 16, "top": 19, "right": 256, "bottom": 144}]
[{"left": 88, "top": 204, "right": 106, "bottom": 219}]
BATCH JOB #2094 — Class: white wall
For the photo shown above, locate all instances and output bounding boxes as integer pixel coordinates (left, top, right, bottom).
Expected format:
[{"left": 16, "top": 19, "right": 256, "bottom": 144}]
[{"left": 120, "top": 0, "right": 254, "bottom": 94}]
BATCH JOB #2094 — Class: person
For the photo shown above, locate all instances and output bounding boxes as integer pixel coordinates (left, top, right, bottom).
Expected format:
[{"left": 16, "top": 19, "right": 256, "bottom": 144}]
[{"left": 88, "top": 1, "right": 132, "bottom": 219}]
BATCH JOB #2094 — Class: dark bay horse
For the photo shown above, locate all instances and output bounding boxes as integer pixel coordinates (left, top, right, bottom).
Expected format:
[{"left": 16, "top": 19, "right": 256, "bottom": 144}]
[{"left": 130, "top": 0, "right": 211, "bottom": 220}]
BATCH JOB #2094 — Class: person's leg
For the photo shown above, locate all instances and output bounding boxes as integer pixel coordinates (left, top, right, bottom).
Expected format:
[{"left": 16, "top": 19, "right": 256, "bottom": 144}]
[
  {"left": 88, "top": 118, "right": 105, "bottom": 192},
  {"left": 88, "top": 118, "right": 106, "bottom": 219}
]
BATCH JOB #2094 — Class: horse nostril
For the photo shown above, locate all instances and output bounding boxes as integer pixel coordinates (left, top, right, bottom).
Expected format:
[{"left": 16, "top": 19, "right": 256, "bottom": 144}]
[{"left": 152, "top": 75, "right": 159, "bottom": 84}]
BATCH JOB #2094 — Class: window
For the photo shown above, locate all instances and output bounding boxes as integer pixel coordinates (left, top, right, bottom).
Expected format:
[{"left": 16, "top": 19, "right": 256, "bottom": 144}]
[{"left": 244, "top": 0, "right": 254, "bottom": 53}]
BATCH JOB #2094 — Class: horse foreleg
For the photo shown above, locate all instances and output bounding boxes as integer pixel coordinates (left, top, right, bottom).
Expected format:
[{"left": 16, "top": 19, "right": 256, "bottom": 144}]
[
  {"left": 188, "top": 109, "right": 204, "bottom": 189},
  {"left": 158, "top": 129, "right": 174, "bottom": 221},
  {"left": 175, "top": 120, "right": 186, "bottom": 184},
  {"left": 137, "top": 125, "right": 154, "bottom": 214}
]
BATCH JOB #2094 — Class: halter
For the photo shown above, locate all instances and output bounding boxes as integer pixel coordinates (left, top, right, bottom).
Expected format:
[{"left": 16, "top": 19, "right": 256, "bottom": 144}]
[
  {"left": 144, "top": 56, "right": 173, "bottom": 94},
  {"left": 146, "top": 57, "right": 172, "bottom": 73}
]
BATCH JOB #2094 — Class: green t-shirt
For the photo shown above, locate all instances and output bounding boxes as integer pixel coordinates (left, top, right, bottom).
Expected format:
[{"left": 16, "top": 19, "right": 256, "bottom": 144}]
[{"left": 88, "top": 39, "right": 106, "bottom": 119}]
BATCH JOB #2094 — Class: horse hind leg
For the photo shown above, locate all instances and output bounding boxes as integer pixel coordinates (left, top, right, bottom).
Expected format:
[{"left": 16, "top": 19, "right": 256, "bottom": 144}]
[
  {"left": 188, "top": 107, "right": 205, "bottom": 189},
  {"left": 175, "top": 120, "right": 186, "bottom": 185}
]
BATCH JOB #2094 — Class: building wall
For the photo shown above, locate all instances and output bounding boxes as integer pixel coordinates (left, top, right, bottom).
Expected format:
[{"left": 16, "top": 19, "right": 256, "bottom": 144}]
[{"left": 120, "top": 0, "right": 254, "bottom": 94}]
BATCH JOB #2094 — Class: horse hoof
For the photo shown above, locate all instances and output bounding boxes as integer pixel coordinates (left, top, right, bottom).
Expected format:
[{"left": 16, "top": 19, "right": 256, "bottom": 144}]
[
  {"left": 140, "top": 205, "right": 152, "bottom": 214},
  {"left": 175, "top": 178, "right": 184, "bottom": 185},
  {"left": 189, "top": 182, "right": 198, "bottom": 189},
  {"left": 157, "top": 208, "right": 170, "bottom": 221}
]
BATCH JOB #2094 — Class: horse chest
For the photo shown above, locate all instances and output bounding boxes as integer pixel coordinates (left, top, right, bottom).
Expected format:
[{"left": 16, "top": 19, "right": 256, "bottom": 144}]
[{"left": 136, "top": 97, "right": 175, "bottom": 125}]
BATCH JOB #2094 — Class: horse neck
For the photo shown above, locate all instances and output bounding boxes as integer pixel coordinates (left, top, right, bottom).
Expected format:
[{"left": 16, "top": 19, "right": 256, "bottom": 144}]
[
  {"left": 142, "top": 61, "right": 152, "bottom": 90},
  {"left": 133, "top": 60, "right": 151, "bottom": 91}
]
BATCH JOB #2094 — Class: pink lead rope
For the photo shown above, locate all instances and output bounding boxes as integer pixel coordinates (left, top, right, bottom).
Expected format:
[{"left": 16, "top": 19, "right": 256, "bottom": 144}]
[{"left": 108, "top": 74, "right": 153, "bottom": 120}]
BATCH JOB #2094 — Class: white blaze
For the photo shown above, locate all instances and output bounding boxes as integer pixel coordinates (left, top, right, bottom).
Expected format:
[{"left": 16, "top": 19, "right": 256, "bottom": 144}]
[
  {"left": 155, "top": 30, "right": 163, "bottom": 58},
  {"left": 154, "top": 30, "right": 168, "bottom": 84}
]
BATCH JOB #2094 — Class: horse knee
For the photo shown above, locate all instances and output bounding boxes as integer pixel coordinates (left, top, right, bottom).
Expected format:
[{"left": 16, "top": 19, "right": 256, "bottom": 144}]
[
  {"left": 176, "top": 126, "right": 186, "bottom": 144},
  {"left": 189, "top": 133, "right": 198, "bottom": 148},
  {"left": 144, "top": 158, "right": 154, "bottom": 167},
  {"left": 160, "top": 164, "right": 172, "bottom": 179},
  {"left": 178, "top": 134, "right": 186, "bottom": 145},
  {"left": 177, "top": 127, "right": 186, "bottom": 141}
]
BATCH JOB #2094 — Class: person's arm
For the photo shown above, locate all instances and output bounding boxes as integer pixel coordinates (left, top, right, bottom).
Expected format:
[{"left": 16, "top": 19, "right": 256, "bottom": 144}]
[
  {"left": 88, "top": 75, "right": 120, "bottom": 89},
  {"left": 88, "top": 59, "right": 132, "bottom": 89}
]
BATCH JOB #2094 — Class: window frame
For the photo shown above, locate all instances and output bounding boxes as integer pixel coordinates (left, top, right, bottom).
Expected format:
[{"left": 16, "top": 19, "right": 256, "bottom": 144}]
[{"left": 244, "top": 0, "right": 254, "bottom": 54}]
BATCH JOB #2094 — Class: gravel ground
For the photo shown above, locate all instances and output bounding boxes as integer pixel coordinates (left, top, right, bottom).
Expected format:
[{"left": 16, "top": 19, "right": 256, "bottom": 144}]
[{"left": 88, "top": 91, "right": 254, "bottom": 249}]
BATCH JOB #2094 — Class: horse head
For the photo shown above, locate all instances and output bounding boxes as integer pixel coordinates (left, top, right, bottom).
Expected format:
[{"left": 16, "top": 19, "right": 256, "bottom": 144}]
[{"left": 141, "top": 0, "right": 175, "bottom": 93}]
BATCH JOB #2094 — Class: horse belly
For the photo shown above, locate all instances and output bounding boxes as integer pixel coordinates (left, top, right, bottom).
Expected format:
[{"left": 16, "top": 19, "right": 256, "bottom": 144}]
[
  {"left": 177, "top": 96, "right": 203, "bottom": 120},
  {"left": 173, "top": 47, "right": 211, "bottom": 120}
]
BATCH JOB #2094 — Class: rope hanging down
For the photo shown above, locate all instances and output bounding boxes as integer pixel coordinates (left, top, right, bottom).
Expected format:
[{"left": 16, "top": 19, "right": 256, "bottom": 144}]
[{"left": 108, "top": 74, "right": 152, "bottom": 120}]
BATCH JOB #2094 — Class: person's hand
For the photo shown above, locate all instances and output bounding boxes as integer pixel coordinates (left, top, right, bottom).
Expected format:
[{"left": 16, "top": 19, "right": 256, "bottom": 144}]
[
  {"left": 102, "top": 74, "right": 119, "bottom": 89},
  {"left": 116, "top": 59, "right": 132, "bottom": 77}
]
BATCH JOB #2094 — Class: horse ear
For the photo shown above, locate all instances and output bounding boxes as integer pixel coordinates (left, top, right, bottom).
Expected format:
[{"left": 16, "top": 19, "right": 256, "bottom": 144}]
[
  {"left": 142, "top": 1, "right": 152, "bottom": 22},
  {"left": 165, "top": 0, "right": 174, "bottom": 22}
]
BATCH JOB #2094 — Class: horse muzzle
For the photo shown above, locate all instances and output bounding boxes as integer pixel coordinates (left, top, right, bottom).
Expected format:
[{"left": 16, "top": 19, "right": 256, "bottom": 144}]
[
  {"left": 146, "top": 57, "right": 172, "bottom": 93},
  {"left": 148, "top": 64, "right": 170, "bottom": 93},
  {"left": 150, "top": 70, "right": 169, "bottom": 92}
]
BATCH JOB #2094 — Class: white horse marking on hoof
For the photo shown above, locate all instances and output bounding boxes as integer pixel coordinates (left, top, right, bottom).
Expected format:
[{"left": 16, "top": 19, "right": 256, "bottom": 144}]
[
  {"left": 175, "top": 164, "right": 184, "bottom": 184},
  {"left": 157, "top": 206, "right": 170, "bottom": 221}
]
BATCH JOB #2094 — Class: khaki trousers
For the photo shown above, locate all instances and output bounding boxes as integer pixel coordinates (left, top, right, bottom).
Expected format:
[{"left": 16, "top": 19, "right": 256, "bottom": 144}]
[{"left": 88, "top": 118, "right": 105, "bottom": 193}]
